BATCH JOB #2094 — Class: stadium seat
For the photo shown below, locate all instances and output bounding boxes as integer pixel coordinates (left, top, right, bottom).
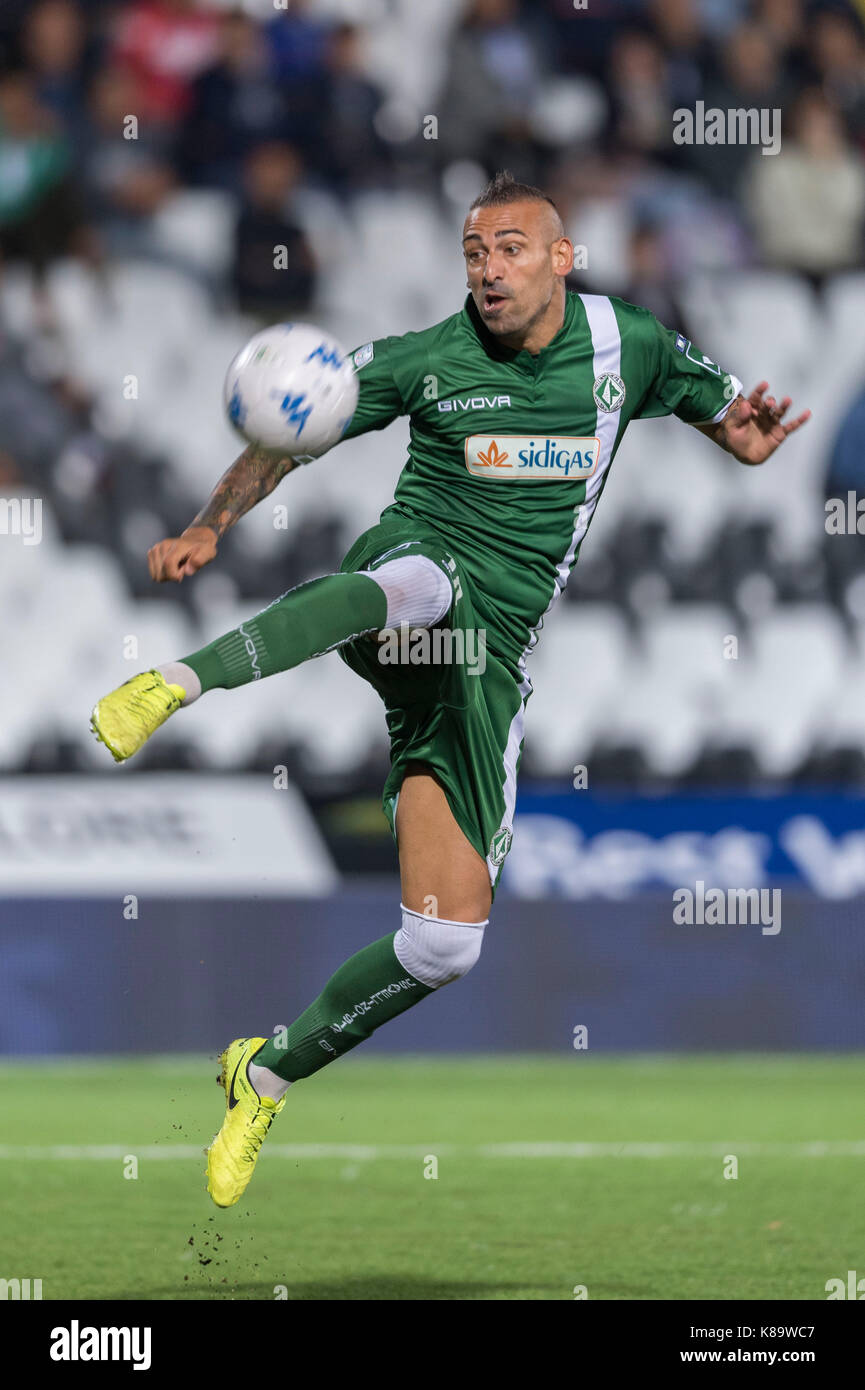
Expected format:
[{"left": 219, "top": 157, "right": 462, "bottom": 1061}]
[
  {"left": 523, "top": 603, "right": 632, "bottom": 775},
  {"left": 602, "top": 604, "right": 735, "bottom": 775},
  {"left": 278, "top": 653, "right": 389, "bottom": 778},
  {"left": 608, "top": 417, "right": 732, "bottom": 560},
  {"left": 679, "top": 271, "right": 818, "bottom": 394},
  {"left": 716, "top": 606, "right": 848, "bottom": 776}
]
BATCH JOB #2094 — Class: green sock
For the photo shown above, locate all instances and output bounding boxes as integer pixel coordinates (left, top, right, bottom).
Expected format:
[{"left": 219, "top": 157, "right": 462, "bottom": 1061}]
[
  {"left": 182, "top": 571, "right": 387, "bottom": 692},
  {"left": 253, "top": 932, "right": 434, "bottom": 1083}
]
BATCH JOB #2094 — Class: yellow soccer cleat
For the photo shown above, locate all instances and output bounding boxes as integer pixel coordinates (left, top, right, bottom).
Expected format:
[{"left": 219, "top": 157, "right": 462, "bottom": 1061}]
[
  {"left": 206, "top": 1037, "right": 285, "bottom": 1209},
  {"left": 90, "top": 669, "right": 185, "bottom": 763}
]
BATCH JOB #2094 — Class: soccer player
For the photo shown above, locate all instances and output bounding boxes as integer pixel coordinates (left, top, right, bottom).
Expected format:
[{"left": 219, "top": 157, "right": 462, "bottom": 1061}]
[{"left": 91, "top": 172, "right": 810, "bottom": 1207}]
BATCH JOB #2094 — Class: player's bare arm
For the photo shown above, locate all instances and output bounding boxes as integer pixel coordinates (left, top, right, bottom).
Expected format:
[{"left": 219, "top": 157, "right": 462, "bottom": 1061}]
[
  {"left": 147, "top": 443, "right": 296, "bottom": 583},
  {"left": 695, "top": 381, "right": 812, "bottom": 465}
]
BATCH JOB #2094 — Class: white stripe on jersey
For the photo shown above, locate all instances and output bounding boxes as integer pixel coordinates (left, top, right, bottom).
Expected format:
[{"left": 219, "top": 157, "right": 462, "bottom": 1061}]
[{"left": 485, "top": 294, "right": 623, "bottom": 885}]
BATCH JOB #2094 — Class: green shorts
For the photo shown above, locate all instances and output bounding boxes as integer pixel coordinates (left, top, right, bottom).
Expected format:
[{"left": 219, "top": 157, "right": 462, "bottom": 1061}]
[{"left": 338, "top": 512, "right": 528, "bottom": 897}]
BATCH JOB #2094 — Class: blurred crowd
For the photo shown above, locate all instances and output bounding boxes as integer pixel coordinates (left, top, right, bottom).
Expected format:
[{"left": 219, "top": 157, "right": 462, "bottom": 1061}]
[
  {"left": 1, "top": 0, "right": 864, "bottom": 555},
  {"left": 0, "top": 0, "right": 864, "bottom": 303},
  {"left": 2, "top": 0, "right": 865, "bottom": 783}
]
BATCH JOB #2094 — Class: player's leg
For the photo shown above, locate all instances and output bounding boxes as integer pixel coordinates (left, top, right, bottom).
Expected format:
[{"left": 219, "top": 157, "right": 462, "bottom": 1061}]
[
  {"left": 246, "top": 769, "right": 488, "bottom": 1096},
  {"left": 251, "top": 766, "right": 490, "bottom": 1091},
  {"left": 236, "top": 772, "right": 487, "bottom": 1095},
  {"left": 244, "top": 767, "right": 489, "bottom": 1100},
  {"left": 211, "top": 568, "right": 514, "bottom": 1119},
  {"left": 182, "top": 552, "right": 453, "bottom": 699},
  {"left": 206, "top": 769, "right": 490, "bottom": 1208},
  {"left": 199, "top": 531, "right": 506, "bottom": 1207},
  {"left": 206, "top": 635, "right": 518, "bottom": 1209},
  {"left": 90, "top": 554, "right": 452, "bottom": 762},
  {"left": 395, "top": 763, "right": 492, "bottom": 922}
]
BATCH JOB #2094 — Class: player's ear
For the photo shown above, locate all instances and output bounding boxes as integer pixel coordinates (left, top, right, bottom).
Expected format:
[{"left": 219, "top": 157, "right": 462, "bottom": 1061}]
[{"left": 554, "top": 237, "right": 574, "bottom": 277}]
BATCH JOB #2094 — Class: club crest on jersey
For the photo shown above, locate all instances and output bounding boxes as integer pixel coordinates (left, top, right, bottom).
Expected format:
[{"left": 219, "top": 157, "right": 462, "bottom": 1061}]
[
  {"left": 489, "top": 826, "right": 513, "bottom": 866},
  {"left": 465, "top": 435, "right": 600, "bottom": 480},
  {"left": 593, "top": 372, "right": 625, "bottom": 413}
]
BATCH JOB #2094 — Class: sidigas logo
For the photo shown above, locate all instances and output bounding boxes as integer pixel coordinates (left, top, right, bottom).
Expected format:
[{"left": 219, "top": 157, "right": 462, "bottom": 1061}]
[
  {"left": 466, "top": 435, "right": 600, "bottom": 480},
  {"left": 477, "top": 439, "right": 509, "bottom": 468}
]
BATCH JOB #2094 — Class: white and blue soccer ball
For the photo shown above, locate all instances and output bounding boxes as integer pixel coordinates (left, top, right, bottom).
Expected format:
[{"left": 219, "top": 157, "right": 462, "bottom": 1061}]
[{"left": 224, "top": 322, "right": 358, "bottom": 457}]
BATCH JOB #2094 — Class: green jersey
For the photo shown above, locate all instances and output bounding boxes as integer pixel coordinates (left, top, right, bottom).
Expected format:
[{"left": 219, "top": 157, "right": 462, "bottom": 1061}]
[{"left": 342, "top": 290, "right": 741, "bottom": 672}]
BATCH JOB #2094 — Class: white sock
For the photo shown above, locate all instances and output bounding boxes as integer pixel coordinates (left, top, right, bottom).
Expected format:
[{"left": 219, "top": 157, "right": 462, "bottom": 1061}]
[
  {"left": 157, "top": 661, "right": 201, "bottom": 705},
  {"left": 367, "top": 554, "right": 453, "bottom": 628},
  {"left": 247, "top": 1060, "right": 291, "bottom": 1102}
]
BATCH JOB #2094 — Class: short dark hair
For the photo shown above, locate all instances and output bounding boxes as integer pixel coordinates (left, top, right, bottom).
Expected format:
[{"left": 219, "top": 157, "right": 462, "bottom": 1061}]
[{"left": 470, "top": 170, "right": 560, "bottom": 218}]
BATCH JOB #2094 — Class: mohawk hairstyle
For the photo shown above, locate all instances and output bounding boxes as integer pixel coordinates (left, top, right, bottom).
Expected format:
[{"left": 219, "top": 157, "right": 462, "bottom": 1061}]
[{"left": 470, "top": 170, "right": 561, "bottom": 218}]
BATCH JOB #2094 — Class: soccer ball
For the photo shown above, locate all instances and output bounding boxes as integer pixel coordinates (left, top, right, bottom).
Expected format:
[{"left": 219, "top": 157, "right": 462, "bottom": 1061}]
[{"left": 223, "top": 323, "right": 359, "bottom": 458}]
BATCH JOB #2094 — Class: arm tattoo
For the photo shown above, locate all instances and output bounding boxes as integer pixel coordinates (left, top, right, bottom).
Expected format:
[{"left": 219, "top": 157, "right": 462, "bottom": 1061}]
[{"left": 191, "top": 444, "right": 295, "bottom": 539}]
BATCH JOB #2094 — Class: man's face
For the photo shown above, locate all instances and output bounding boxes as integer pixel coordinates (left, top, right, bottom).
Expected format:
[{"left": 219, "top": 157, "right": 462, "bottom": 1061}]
[{"left": 462, "top": 199, "right": 573, "bottom": 343}]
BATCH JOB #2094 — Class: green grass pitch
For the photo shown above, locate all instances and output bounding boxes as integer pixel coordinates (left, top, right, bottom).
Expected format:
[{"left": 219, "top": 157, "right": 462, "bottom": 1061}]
[{"left": 1, "top": 1054, "right": 863, "bottom": 1301}]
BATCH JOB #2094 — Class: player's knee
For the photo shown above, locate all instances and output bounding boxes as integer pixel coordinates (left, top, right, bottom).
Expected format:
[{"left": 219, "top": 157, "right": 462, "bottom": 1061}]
[
  {"left": 366, "top": 555, "right": 452, "bottom": 629},
  {"left": 394, "top": 904, "right": 487, "bottom": 988}
]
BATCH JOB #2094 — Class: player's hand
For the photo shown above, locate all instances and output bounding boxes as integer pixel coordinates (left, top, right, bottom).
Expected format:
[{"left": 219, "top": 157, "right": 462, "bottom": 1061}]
[
  {"left": 148, "top": 526, "right": 218, "bottom": 583},
  {"left": 723, "top": 382, "right": 811, "bottom": 465}
]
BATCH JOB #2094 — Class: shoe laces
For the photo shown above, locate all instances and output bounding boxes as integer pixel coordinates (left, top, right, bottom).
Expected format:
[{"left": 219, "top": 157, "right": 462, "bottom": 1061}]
[
  {"left": 128, "top": 679, "right": 175, "bottom": 728},
  {"left": 240, "top": 1105, "right": 274, "bottom": 1165}
]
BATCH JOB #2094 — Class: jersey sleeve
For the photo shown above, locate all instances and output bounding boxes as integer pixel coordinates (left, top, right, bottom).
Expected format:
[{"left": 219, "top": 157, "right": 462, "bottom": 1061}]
[
  {"left": 634, "top": 312, "right": 743, "bottom": 426},
  {"left": 339, "top": 337, "right": 407, "bottom": 441}
]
